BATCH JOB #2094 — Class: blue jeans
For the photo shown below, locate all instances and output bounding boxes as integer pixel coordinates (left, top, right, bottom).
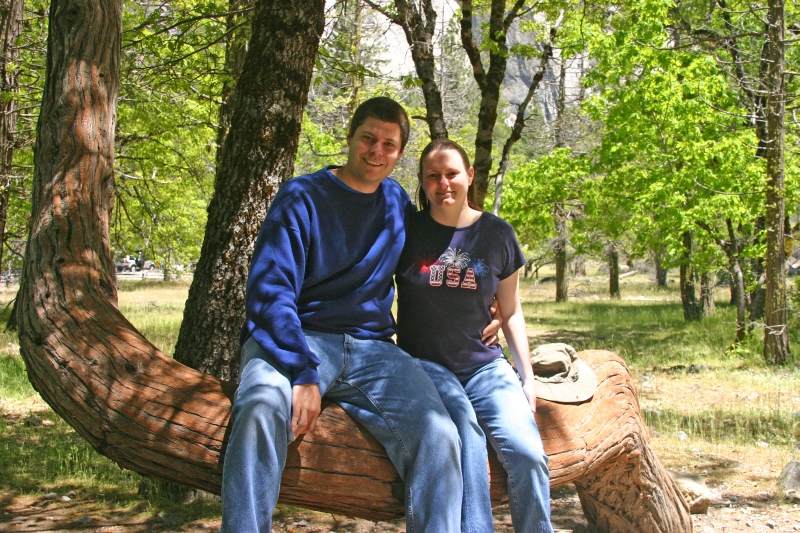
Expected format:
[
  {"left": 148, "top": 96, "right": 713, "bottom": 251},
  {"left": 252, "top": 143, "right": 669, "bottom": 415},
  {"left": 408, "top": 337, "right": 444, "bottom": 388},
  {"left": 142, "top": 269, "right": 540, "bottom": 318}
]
[
  {"left": 420, "top": 357, "right": 553, "bottom": 533},
  {"left": 221, "top": 332, "right": 463, "bottom": 533}
]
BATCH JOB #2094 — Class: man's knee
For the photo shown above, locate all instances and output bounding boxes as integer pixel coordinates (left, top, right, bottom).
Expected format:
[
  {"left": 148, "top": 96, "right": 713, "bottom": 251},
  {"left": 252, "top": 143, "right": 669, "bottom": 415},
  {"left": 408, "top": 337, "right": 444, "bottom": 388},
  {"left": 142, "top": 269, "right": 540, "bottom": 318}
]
[{"left": 232, "top": 383, "right": 292, "bottom": 441}]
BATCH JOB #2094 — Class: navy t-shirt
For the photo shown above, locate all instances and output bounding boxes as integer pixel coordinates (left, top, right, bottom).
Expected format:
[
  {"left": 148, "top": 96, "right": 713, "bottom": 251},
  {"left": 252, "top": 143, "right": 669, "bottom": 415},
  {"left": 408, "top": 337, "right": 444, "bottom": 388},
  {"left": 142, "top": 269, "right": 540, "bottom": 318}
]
[{"left": 395, "top": 210, "right": 526, "bottom": 372}]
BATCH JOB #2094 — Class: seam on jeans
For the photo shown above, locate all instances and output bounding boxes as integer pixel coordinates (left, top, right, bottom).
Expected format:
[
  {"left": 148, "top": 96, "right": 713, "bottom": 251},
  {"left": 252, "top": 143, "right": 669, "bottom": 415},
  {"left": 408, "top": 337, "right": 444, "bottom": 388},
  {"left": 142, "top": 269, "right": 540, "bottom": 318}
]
[
  {"left": 340, "top": 378, "right": 414, "bottom": 464},
  {"left": 406, "top": 487, "right": 415, "bottom": 533},
  {"left": 341, "top": 335, "right": 351, "bottom": 377},
  {"left": 475, "top": 411, "right": 521, "bottom": 528}
]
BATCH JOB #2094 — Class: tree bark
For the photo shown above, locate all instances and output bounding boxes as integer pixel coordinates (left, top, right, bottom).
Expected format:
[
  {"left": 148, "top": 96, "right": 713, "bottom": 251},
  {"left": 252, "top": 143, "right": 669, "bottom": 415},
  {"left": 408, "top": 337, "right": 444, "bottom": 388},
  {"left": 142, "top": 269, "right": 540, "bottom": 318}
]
[
  {"left": 700, "top": 272, "right": 715, "bottom": 318},
  {"left": 609, "top": 243, "right": 620, "bottom": 299},
  {"left": 172, "top": 0, "right": 325, "bottom": 381},
  {"left": 655, "top": 259, "right": 668, "bottom": 287},
  {"left": 0, "top": 0, "right": 23, "bottom": 271},
  {"left": 214, "top": 0, "right": 252, "bottom": 168},
  {"left": 762, "top": 0, "right": 789, "bottom": 364},
  {"left": 679, "top": 231, "right": 702, "bottom": 321},
  {"left": 555, "top": 206, "right": 568, "bottom": 303}
]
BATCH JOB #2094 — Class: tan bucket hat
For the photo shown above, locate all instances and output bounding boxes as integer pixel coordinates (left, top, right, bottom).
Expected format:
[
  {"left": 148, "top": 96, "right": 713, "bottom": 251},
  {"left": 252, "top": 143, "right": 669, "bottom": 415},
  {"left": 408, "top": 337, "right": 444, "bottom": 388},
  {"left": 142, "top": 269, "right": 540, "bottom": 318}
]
[{"left": 531, "top": 343, "right": 597, "bottom": 403}]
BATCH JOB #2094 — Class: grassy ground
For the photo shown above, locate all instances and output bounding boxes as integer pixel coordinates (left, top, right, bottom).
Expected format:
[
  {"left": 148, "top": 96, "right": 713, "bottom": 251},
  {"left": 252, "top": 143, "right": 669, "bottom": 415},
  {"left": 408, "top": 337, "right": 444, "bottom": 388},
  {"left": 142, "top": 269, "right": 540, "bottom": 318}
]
[{"left": 0, "top": 270, "right": 799, "bottom": 530}]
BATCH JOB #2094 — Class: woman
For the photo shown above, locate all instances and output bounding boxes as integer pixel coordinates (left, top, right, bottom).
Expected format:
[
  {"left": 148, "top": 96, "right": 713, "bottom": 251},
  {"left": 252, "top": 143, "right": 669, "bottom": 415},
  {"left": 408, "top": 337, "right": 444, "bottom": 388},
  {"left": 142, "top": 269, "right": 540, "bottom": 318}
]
[{"left": 395, "top": 139, "right": 553, "bottom": 533}]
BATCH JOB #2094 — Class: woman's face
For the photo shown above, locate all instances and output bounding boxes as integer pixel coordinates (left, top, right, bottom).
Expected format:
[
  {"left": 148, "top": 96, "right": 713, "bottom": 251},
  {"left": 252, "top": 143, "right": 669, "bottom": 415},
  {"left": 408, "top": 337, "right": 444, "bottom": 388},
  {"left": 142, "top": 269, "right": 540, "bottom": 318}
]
[{"left": 420, "top": 149, "right": 474, "bottom": 210}]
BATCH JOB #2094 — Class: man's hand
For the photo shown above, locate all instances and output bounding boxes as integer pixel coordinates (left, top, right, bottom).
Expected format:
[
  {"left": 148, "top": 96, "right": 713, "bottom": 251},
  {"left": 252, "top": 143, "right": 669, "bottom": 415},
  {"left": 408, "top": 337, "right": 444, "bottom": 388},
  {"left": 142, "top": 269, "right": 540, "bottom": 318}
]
[
  {"left": 481, "top": 298, "right": 503, "bottom": 345},
  {"left": 291, "top": 383, "right": 321, "bottom": 436}
]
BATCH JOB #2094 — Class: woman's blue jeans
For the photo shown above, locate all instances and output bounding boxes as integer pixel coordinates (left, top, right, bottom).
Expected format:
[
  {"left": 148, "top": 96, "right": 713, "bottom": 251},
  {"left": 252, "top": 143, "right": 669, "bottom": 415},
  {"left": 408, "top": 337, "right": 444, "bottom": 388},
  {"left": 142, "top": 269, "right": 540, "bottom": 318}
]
[
  {"left": 221, "top": 332, "right": 463, "bottom": 533},
  {"left": 420, "top": 357, "right": 553, "bottom": 533}
]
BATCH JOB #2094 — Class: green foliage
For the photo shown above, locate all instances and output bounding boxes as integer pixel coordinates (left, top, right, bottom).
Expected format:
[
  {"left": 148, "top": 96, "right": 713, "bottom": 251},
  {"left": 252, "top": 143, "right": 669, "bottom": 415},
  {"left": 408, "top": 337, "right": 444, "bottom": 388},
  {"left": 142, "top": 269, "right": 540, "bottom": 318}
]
[
  {"left": 501, "top": 148, "right": 593, "bottom": 251},
  {"left": 583, "top": 2, "right": 773, "bottom": 279},
  {"left": 113, "top": 0, "right": 225, "bottom": 269}
]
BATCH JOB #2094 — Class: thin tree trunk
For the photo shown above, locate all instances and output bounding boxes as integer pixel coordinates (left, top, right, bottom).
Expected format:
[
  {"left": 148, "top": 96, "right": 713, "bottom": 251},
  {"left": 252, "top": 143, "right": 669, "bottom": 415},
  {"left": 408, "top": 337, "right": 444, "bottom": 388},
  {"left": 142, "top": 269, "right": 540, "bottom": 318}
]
[
  {"left": 571, "top": 255, "right": 586, "bottom": 277},
  {"left": 609, "top": 243, "right": 620, "bottom": 299},
  {"left": 762, "top": 0, "right": 789, "bottom": 364},
  {"left": 700, "top": 272, "right": 716, "bottom": 317},
  {"left": 679, "top": 231, "right": 702, "bottom": 321},
  {"left": 725, "top": 219, "right": 747, "bottom": 342},
  {"left": 173, "top": 0, "right": 325, "bottom": 381},
  {"left": 555, "top": 206, "right": 568, "bottom": 302},
  {"left": 0, "top": 0, "right": 23, "bottom": 271},
  {"left": 367, "top": 0, "right": 448, "bottom": 140},
  {"left": 492, "top": 28, "right": 556, "bottom": 215},
  {"left": 348, "top": 0, "right": 363, "bottom": 114},
  {"left": 654, "top": 252, "right": 668, "bottom": 287}
]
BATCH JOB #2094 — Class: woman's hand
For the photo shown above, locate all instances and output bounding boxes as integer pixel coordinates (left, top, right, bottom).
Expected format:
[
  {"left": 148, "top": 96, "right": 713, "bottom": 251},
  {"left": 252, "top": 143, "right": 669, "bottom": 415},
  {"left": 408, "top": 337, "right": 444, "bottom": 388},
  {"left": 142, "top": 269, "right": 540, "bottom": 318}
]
[{"left": 522, "top": 380, "right": 537, "bottom": 414}]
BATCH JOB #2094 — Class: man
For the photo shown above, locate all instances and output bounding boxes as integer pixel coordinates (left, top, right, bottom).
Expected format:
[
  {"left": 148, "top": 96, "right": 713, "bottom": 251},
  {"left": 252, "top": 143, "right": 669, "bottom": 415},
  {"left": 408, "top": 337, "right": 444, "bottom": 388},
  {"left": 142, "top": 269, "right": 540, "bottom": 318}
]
[{"left": 222, "top": 97, "right": 465, "bottom": 533}]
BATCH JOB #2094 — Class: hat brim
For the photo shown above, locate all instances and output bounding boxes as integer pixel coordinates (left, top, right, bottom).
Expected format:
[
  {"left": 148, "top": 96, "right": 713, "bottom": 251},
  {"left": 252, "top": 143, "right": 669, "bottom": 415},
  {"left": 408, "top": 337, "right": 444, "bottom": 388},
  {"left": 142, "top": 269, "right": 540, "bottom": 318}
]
[{"left": 534, "top": 358, "right": 597, "bottom": 403}]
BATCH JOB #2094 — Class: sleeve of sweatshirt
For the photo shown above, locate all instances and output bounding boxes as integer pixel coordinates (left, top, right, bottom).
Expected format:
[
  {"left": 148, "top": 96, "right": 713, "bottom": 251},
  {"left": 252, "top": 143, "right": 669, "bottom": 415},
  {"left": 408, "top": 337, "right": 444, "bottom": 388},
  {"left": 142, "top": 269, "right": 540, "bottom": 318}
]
[{"left": 243, "top": 214, "right": 321, "bottom": 386}]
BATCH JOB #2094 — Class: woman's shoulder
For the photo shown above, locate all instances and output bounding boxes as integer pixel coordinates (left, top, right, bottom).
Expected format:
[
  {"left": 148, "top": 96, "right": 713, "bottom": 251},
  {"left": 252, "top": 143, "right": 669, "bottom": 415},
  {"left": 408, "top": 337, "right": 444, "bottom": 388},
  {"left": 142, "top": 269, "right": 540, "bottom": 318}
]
[{"left": 478, "top": 211, "right": 516, "bottom": 233}]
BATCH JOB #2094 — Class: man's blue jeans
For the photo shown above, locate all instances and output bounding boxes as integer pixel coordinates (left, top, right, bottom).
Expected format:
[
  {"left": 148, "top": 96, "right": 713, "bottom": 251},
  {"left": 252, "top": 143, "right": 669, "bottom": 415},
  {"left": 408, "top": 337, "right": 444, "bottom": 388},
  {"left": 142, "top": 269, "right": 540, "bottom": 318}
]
[
  {"left": 420, "top": 357, "right": 553, "bottom": 533},
  {"left": 221, "top": 332, "right": 463, "bottom": 533}
]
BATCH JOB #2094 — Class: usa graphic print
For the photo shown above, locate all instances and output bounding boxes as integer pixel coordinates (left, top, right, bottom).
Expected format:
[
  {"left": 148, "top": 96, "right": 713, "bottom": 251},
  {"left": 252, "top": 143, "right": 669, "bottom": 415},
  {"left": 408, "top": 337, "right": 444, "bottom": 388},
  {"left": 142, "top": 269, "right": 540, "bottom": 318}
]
[{"left": 415, "top": 247, "right": 486, "bottom": 290}]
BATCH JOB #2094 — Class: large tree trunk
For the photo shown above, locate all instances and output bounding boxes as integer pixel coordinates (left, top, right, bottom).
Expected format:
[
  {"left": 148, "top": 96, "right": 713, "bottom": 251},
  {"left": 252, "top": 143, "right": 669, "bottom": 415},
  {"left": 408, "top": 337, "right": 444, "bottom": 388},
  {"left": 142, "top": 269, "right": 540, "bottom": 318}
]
[
  {"left": 0, "top": 0, "right": 23, "bottom": 271},
  {"left": 762, "top": 0, "right": 789, "bottom": 364},
  {"left": 213, "top": 0, "right": 252, "bottom": 168},
  {"left": 172, "top": 0, "right": 325, "bottom": 381}
]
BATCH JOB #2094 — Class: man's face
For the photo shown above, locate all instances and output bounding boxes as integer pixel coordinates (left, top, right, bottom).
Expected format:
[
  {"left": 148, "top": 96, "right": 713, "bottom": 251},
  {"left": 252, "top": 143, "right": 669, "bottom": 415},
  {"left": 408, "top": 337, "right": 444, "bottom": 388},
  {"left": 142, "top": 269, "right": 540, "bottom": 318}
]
[{"left": 339, "top": 117, "right": 404, "bottom": 193}]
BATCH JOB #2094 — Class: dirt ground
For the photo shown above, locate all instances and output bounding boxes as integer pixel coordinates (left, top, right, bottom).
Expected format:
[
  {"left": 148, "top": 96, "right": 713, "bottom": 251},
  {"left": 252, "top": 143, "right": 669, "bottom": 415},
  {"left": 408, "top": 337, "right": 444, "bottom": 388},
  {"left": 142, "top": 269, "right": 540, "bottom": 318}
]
[
  {"left": 2, "top": 375, "right": 799, "bottom": 532},
  {"left": 2, "top": 487, "right": 799, "bottom": 532}
]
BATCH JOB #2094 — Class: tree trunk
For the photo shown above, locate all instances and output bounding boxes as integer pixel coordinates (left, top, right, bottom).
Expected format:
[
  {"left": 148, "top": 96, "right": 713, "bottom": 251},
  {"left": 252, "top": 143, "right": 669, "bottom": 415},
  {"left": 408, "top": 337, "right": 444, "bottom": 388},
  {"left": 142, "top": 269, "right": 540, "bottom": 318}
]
[
  {"left": 679, "top": 231, "right": 702, "bottom": 321},
  {"left": 0, "top": 0, "right": 23, "bottom": 271},
  {"left": 460, "top": 0, "right": 527, "bottom": 206},
  {"left": 172, "top": 0, "right": 325, "bottom": 381},
  {"left": 700, "top": 272, "right": 715, "bottom": 318},
  {"left": 571, "top": 255, "right": 586, "bottom": 277},
  {"left": 655, "top": 263, "right": 668, "bottom": 287},
  {"left": 555, "top": 206, "right": 568, "bottom": 302},
  {"left": 609, "top": 243, "right": 620, "bottom": 299},
  {"left": 730, "top": 264, "right": 746, "bottom": 342},
  {"left": 214, "top": 0, "right": 252, "bottom": 167},
  {"left": 762, "top": 0, "right": 789, "bottom": 364},
  {"left": 384, "top": 0, "right": 448, "bottom": 140},
  {"left": 491, "top": 30, "right": 555, "bottom": 216},
  {"left": 726, "top": 220, "right": 747, "bottom": 343}
]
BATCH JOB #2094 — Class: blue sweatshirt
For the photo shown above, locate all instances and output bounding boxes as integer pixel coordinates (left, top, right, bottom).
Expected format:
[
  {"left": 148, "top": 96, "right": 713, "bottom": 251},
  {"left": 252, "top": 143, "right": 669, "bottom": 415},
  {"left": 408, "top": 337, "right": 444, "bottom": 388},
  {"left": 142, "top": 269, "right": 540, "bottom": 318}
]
[{"left": 242, "top": 166, "right": 412, "bottom": 385}]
